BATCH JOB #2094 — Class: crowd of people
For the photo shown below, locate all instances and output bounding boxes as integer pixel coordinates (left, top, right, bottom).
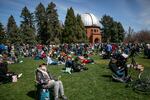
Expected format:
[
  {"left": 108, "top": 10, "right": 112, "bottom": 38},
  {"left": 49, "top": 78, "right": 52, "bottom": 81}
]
[
  {"left": 0, "top": 42, "right": 150, "bottom": 99},
  {"left": 99, "top": 43, "right": 149, "bottom": 82}
]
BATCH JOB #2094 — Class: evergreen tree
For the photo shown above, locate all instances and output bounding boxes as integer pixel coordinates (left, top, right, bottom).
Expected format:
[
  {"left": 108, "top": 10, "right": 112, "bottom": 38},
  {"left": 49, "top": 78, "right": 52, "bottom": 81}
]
[
  {"left": 35, "top": 3, "right": 47, "bottom": 44},
  {"left": 76, "top": 14, "right": 87, "bottom": 43},
  {"left": 7, "top": 15, "right": 21, "bottom": 44},
  {"left": 20, "top": 6, "right": 36, "bottom": 44},
  {"left": 100, "top": 15, "right": 113, "bottom": 42},
  {"left": 0, "top": 21, "right": 6, "bottom": 44},
  {"left": 117, "top": 22, "right": 125, "bottom": 42},
  {"left": 111, "top": 21, "right": 118, "bottom": 42},
  {"left": 100, "top": 15, "right": 125, "bottom": 43},
  {"left": 46, "top": 2, "right": 62, "bottom": 44},
  {"left": 63, "top": 7, "right": 77, "bottom": 43}
]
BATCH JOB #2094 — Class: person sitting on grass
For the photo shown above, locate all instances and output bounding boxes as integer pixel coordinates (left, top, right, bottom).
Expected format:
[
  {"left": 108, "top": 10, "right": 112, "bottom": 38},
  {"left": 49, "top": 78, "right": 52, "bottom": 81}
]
[
  {"left": 58, "top": 55, "right": 65, "bottom": 65},
  {"left": 62, "top": 55, "right": 73, "bottom": 74},
  {"left": 40, "top": 50, "right": 47, "bottom": 59},
  {"left": 36, "top": 63, "right": 67, "bottom": 100},
  {"left": 0, "top": 53, "right": 22, "bottom": 83},
  {"left": 47, "top": 54, "right": 58, "bottom": 65},
  {"left": 72, "top": 57, "right": 88, "bottom": 72}
]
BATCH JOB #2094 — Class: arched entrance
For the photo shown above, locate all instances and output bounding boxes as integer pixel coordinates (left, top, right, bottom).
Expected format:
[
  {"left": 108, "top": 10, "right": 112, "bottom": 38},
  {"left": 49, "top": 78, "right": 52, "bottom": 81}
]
[{"left": 94, "top": 38, "right": 99, "bottom": 43}]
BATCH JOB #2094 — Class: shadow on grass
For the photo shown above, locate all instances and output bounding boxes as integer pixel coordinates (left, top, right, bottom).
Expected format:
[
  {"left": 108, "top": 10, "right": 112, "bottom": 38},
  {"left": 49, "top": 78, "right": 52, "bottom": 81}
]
[
  {"left": 101, "top": 75, "right": 112, "bottom": 78},
  {"left": 26, "top": 90, "right": 36, "bottom": 99},
  {"left": 101, "top": 74, "right": 113, "bottom": 82},
  {"left": 0, "top": 80, "right": 12, "bottom": 85},
  {"left": 102, "top": 74, "right": 127, "bottom": 83},
  {"left": 27, "top": 90, "right": 55, "bottom": 100}
]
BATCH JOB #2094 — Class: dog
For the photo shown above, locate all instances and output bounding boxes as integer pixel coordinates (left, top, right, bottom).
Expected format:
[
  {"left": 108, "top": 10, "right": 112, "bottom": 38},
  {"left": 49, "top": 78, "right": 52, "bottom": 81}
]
[{"left": 127, "top": 64, "right": 144, "bottom": 79}]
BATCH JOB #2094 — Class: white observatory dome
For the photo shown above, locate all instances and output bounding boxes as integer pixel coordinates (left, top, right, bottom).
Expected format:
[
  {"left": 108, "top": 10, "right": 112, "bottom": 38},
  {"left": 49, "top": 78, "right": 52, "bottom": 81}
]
[{"left": 81, "top": 13, "right": 100, "bottom": 27}]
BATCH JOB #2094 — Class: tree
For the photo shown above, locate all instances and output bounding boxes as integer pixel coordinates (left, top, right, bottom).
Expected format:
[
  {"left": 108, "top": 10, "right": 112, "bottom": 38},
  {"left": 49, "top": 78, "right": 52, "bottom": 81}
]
[
  {"left": 0, "top": 21, "right": 6, "bottom": 44},
  {"left": 7, "top": 15, "right": 21, "bottom": 44},
  {"left": 76, "top": 14, "right": 87, "bottom": 43},
  {"left": 100, "top": 15, "right": 125, "bottom": 43},
  {"left": 111, "top": 21, "right": 118, "bottom": 42},
  {"left": 35, "top": 3, "right": 47, "bottom": 44},
  {"left": 124, "top": 26, "right": 134, "bottom": 42},
  {"left": 111, "top": 22, "right": 125, "bottom": 42},
  {"left": 20, "top": 6, "right": 36, "bottom": 44},
  {"left": 100, "top": 15, "right": 113, "bottom": 42},
  {"left": 117, "top": 22, "right": 125, "bottom": 42},
  {"left": 136, "top": 30, "right": 150, "bottom": 43},
  {"left": 125, "top": 30, "right": 150, "bottom": 43},
  {"left": 63, "top": 7, "right": 77, "bottom": 43},
  {"left": 46, "top": 2, "right": 62, "bottom": 44}
]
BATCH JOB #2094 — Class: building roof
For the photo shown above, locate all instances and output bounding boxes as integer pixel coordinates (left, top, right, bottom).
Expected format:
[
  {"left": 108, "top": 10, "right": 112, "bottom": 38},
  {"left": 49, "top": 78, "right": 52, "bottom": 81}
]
[{"left": 81, "top": 13, "right": 100, "bottom": 27}]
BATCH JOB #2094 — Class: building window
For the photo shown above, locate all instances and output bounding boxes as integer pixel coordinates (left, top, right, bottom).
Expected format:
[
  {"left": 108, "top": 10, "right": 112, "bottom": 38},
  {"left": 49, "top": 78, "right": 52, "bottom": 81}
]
[
  {"left": 94, "top": 29, "right": 96, "bottom": 32},
  {"left": 91, "top": 29, "right": 93, "bottom": 32}
]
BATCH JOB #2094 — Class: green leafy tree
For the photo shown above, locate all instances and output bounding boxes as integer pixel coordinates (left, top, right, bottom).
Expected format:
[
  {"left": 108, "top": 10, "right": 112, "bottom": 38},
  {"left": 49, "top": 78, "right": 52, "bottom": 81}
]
[
  {"left": 7, "top": 15, "right": 21, "bottom": 44},
  {"left": 0, "top": 21, "right": 6, "bottom": 44},
  {"left": 76, "top": 14, "right": 87, "bottom": 43},
  {"left": 63, "top": 7, "right": 77, "bottom": 43},
  {"left": 117, "top": 22, "right": 125, "bottom": 42},
  {"left": 100, "top": 15, "right": 113, "bottom": 42},
  {"left": 20, "top": 6, "right": 36, "bottom": 44},
  {"left": 100, "top": 15, "right": 125, "bottom": 43},
  {"left": 111, "top": 21, "right": 118, "bottom": 42},
  {"left": 35, "top": 3, "right": 47, "bottom": 44},
  {"left": 46, "top": 2, "right": 62, "bottom": 44}
]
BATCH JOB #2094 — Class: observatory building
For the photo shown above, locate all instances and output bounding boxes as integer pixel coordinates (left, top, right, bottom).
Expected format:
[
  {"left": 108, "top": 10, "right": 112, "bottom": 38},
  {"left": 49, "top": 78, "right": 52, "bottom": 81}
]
[{"left": 81, "top": 13, "right": 102, "bottom": 43}]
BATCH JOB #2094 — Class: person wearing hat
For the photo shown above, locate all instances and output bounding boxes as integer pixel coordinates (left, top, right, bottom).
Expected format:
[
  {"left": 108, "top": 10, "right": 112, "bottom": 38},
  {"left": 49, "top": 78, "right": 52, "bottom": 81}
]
[{"left": 35, "top": 63, "right": 67, "bottom": 100}]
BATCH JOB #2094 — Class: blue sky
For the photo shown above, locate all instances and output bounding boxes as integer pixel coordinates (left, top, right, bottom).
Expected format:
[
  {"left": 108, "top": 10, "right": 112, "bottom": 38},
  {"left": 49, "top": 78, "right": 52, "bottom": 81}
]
[{"left": 0, "top": 0, "right": 150, "bottom": 32}]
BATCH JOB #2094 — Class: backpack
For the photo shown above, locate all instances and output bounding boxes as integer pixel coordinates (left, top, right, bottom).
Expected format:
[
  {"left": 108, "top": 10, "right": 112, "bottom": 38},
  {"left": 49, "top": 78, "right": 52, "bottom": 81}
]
[{"left": 40, "top": 89, "right": 50, "bottom": 100}]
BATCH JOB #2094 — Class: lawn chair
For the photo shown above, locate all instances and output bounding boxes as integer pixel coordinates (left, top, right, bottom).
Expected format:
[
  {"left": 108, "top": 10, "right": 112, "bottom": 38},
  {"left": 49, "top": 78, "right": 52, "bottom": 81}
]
[{"left": 35, "top": 70, "right": 54, "bottom": 100}]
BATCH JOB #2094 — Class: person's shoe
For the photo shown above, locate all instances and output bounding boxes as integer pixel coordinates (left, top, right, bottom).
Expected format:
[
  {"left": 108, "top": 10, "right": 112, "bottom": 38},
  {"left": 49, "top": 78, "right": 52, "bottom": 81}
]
[{"left": 61, "top": 96, "right": 67, "bottom": 100}]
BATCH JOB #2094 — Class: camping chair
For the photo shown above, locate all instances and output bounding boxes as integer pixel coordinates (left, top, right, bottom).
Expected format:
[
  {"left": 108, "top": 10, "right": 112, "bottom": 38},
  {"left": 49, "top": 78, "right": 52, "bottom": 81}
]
[{"left": 35, "top": 70, "right": 54, "bottom": 100}]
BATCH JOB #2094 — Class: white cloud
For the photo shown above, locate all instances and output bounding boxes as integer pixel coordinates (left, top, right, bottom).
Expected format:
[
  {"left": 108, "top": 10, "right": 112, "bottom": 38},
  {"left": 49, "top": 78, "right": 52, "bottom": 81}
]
[{"left": 136, "top": 0, "right": 150, "bottom": 29}]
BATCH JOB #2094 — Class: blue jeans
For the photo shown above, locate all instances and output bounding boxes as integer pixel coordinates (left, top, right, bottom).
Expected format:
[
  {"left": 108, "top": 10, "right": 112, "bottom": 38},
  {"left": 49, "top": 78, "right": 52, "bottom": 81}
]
[
  {"left": 65, "top": 60, "right": 72, "bottom": 68},
  {"left": 51, "top": 61, "right": 58, "bottom": 65}
]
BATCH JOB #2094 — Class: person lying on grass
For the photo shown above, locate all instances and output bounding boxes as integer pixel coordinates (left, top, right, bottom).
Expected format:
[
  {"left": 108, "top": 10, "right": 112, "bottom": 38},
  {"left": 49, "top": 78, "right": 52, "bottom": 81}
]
[
  {"left": 78, "top": 54, "right": 94, "bottom": 65},
  {"left": 62, "top": 56, "right": 88, "bottom": 74},
  {"left": 36, "top": 63, "right": 67, "bottom": 100},
  {"left": 47, "top": 54, "right": 58, "bottom": 65}
]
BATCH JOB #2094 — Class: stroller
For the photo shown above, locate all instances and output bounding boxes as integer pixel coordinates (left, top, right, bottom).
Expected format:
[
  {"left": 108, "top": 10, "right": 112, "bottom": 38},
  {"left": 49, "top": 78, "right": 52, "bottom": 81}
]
[{"left": 109, "top": 53, "right": 132, "bottom": 83}]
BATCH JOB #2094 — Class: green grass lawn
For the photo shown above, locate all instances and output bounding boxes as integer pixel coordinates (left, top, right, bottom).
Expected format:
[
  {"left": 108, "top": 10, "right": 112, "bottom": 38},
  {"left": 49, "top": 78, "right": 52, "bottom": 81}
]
[{"left": 0, "top": 55, "right": 150, "bottom": 100}]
